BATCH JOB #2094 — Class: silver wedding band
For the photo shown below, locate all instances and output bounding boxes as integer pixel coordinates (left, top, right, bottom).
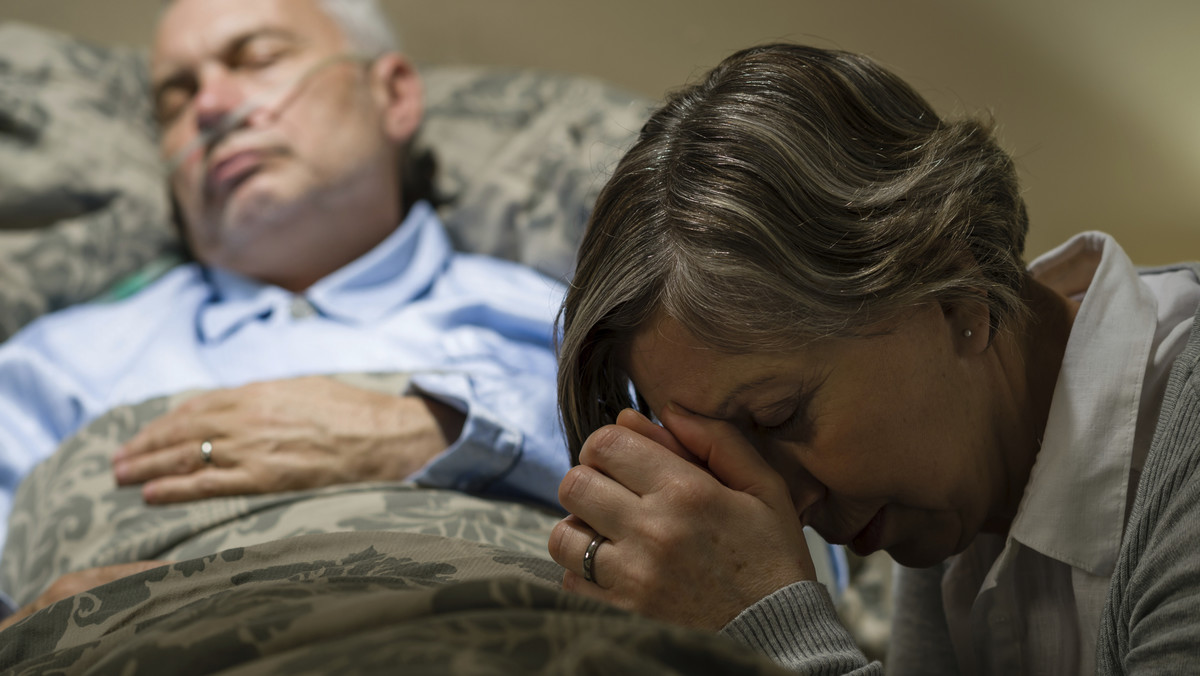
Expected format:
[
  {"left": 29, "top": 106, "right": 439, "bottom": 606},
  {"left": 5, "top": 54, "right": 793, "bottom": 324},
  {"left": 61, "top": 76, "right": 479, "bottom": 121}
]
[
  {"left": 582, "top": 533, "right": 606, "bottom": 584},
  {"left": 200, "top": 440, "right": 214, "bottom": 465}
]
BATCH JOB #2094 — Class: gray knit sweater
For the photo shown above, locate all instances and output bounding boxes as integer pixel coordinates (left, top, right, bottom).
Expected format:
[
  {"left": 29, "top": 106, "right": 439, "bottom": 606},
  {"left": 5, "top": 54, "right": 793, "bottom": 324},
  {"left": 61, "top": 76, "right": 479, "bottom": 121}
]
[{"left": 722, "top": 301, "right": 1200, "bottom": 675}]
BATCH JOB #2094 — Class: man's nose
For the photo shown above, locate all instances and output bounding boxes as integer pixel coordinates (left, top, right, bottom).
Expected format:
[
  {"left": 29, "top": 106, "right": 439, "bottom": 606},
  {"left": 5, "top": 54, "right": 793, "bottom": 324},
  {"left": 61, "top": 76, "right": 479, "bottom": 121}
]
[{"left": 193, "top": 65, "right": 246, "bottom": 133}]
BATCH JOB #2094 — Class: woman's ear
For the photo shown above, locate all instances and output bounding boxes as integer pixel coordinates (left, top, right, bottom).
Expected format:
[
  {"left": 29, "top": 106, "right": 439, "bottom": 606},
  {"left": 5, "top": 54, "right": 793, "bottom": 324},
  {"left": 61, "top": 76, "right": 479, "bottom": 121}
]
[{"left": 369, "top": 53, "right": 423, "bottom": 144}]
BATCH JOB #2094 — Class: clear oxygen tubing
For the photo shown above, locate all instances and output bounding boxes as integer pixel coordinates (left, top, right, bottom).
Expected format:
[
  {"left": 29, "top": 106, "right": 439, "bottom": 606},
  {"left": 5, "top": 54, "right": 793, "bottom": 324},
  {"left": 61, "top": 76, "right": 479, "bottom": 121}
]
[{"left": 165, "top": 52, "right": 366, "bottom": 175}]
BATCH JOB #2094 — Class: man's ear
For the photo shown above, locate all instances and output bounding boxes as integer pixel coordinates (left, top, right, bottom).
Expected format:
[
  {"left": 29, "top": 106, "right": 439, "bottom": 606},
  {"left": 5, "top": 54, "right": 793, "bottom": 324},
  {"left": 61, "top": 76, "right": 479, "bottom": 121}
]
[{"left": 369, "top": 53, "right": 423, "bottom": 144}]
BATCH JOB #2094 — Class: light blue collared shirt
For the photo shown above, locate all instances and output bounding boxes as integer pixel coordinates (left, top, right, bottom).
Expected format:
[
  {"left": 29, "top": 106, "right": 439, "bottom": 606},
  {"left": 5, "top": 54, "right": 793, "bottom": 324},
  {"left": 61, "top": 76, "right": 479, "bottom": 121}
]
[{"left": 0, "top": 201, "right": 571, "bottom": 563}]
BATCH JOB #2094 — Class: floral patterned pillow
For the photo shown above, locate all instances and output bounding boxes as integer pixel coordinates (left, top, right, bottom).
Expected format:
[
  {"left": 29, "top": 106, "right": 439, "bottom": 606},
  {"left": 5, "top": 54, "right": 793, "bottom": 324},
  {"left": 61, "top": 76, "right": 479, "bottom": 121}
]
[
  {"left": 0, "top": 23, "right": 174, "bottom": 340},
  {"left": 418, "top": 65, "right": 651, "bottom": 283},
  {"left": 0, "top": 21, "right": 651, "bottom": 341}
]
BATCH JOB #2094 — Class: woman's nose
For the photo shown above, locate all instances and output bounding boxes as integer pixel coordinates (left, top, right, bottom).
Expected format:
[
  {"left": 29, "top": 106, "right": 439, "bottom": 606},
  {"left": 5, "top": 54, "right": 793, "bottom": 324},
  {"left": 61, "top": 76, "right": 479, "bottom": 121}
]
[{"left": 783, "top": 461, "right": 825, "bottom": 527}]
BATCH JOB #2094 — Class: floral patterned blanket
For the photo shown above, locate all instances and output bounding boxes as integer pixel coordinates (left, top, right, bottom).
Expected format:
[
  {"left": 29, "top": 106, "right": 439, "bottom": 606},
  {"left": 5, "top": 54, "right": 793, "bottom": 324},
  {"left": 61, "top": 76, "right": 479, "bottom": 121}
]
[
  {"left": 0, "top": 374, "right": 791, "bottom": 674},
  {"left": 1, "top": 531, "right": 793, "bottom": 675}
]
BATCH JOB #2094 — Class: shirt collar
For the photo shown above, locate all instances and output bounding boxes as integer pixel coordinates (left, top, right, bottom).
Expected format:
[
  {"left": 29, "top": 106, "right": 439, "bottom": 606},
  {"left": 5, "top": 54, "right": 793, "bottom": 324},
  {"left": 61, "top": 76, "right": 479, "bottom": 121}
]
[
  {"left": 197, "top": 200, "right": 451, "bottom": 343},
  {"left": 1009, "top": 232, "right": 1158, "bottom": 576}
]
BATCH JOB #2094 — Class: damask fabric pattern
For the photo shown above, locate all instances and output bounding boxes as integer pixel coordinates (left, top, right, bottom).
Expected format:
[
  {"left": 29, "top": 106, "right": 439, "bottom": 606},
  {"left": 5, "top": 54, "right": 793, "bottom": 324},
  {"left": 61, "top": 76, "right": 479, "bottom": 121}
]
[
  {"left": 0, "top": 21, "right": 651, "bottom": 342},
  {"left": 417, "top": 65, "right": 652, "bottom": 283},
  {"left": 0, "top": 23, "right": 176, "bottom": 340},
  {"left": 0, "top": 533, "right": 794, "bottom": 675},
  {"left": 0, "top": 372, "right": 565, "bottom": 607},
  {"left": 0, "top": 371, "right": 792, "bottom": 675}
]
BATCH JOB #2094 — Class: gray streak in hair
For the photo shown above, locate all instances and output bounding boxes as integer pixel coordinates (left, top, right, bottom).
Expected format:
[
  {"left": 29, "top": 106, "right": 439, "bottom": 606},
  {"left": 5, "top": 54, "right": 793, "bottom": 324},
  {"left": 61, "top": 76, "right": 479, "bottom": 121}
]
[
  {"left": 558, "top": 43, "right": 1031, "bottom": 460},
  {"left": 314, "top": 0, "right": 401, "bottom": 57},
  {"left": 158, "top": 0, "right": 401, "bottom": 56}
]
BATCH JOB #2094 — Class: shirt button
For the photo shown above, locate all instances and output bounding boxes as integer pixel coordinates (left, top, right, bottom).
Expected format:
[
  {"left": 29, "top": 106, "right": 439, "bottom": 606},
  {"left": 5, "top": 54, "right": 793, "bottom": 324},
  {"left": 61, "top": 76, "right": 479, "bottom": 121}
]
[{"left": 289, "top": 296, "right": 317, "bottom": 319}]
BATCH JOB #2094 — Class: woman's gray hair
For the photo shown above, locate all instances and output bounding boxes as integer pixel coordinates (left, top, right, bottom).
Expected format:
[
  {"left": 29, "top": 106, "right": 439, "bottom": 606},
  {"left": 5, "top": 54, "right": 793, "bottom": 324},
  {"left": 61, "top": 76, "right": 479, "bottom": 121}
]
[
  {"left": 315, "top": 0, "right": 401, "bottom": 57},
  {"left": 558, "top": 43, "right": 1031, "bottom": 460}
]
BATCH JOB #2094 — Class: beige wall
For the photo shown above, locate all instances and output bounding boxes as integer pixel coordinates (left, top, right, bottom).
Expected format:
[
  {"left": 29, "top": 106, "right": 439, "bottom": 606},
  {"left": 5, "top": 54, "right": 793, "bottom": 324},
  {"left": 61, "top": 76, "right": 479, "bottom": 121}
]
[{"left": 5, "top": 0, "right": 1198, "bottom": 263}]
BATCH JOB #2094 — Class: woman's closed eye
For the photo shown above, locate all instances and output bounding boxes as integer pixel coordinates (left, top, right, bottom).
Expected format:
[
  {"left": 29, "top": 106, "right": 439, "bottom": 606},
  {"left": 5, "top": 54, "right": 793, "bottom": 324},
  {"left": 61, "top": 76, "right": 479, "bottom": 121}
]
[
  {"left": 758, "top": 407, "right": 804, "bottom": 433},
  {"left": 752, "top": 376, "right": 825, "bottom": 441},
  {"left": 756, "top": 407, "right": 812, "bottom": 441},
  {"left": 752, "top": 394, "right": 816, "bottom": 440}
]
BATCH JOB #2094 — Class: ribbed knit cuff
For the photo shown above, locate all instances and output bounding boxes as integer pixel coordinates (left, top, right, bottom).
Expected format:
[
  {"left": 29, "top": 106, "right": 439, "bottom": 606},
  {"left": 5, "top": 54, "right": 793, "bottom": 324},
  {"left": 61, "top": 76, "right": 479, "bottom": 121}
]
[{"left": 721, "top": 581, "right": 880, "bottom": 675}]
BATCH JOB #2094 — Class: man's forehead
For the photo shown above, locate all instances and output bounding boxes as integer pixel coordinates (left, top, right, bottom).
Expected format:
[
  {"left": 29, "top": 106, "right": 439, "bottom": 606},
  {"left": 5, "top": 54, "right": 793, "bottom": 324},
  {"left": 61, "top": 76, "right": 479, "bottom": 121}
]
[{"left": 152, "top": 0, "right": 337, "bottom": 75}]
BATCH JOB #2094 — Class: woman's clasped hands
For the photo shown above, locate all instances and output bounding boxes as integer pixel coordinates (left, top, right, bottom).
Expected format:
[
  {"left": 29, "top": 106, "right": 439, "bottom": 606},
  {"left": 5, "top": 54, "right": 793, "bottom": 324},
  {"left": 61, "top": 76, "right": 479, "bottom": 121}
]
[{"left": 549, "top": 403, "right": 816, "bottom": 631}]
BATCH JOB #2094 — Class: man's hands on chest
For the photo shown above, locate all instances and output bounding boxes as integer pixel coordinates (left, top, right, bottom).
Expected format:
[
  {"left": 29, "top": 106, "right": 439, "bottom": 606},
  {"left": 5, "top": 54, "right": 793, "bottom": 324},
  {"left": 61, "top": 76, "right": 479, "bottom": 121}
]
[{"left": 111, "top": 376, "right": 464, "bottom": 503}]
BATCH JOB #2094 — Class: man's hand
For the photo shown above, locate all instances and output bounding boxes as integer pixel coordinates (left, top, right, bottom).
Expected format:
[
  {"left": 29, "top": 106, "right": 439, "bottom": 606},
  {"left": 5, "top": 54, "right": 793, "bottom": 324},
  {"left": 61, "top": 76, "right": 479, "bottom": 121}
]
[
  {"left": 112, "top": 376, "right": 464, "bottom": 503},
  {"left": 0, "top": 561, "right": 171, "bottom": 632}
]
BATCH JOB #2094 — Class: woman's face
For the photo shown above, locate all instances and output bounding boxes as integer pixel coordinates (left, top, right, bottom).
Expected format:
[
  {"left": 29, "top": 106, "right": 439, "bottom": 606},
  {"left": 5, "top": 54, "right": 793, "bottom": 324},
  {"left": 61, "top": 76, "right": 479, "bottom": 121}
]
[{"left": 625, "top": 304, "right": 1005, "bottom": 567}]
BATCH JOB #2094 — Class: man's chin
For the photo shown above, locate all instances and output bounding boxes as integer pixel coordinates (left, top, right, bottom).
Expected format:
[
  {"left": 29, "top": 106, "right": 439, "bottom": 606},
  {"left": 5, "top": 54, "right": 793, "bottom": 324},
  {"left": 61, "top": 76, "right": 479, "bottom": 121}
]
[
  {"left": 214, "top": 171, "right": 277, "bottom": 214},
  {"left": 193, "top": 198, "right": 296, "bottom": 262},
  {"left": 216, "top": 184, "right": 302, "bottom": 236}
]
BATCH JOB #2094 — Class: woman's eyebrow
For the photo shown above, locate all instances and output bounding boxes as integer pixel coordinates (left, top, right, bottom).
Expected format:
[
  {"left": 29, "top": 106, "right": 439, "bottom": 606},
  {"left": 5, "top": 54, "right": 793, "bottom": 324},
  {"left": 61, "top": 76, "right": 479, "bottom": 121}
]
[{"left": 713, "top": 374, "right": 780, "bottom": 418}]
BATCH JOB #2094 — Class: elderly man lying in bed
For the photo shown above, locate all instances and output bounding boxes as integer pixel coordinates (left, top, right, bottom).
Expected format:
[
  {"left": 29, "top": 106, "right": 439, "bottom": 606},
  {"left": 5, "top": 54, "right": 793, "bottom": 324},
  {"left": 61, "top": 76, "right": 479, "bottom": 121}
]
[{"left": 0, "top": 0, "right": 570, "bottom": 621}]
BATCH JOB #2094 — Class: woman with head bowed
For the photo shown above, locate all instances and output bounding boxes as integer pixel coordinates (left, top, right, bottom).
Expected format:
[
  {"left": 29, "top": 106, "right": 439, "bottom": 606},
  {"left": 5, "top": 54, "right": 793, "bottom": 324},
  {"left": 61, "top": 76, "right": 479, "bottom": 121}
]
[{"left": 550, "top": 43, "right": 1200, "bottom": 675}]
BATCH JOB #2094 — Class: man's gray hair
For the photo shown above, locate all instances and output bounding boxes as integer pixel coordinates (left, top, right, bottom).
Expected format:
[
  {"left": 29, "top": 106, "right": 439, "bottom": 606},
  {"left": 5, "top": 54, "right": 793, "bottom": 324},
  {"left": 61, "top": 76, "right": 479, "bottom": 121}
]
[
  {"left": 159, "top": 0, "right": 401, "bottom": 57},
  {"left": 316, "top": 0, "right": 401, "bottom": 57}
]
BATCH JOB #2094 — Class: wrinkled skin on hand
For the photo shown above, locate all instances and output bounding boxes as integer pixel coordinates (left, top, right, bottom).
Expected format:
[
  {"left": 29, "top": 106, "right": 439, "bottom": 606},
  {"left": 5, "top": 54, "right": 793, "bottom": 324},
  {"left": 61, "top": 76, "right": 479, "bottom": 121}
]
[
  {"left": 549, "top": 405, "right": 816, "bottom": 631},
  {"left": 0, "top": 560, "right": 171, "bottom": 632},
  {"left": 112, "top": 376, "right": 464, "bottom": 504}
]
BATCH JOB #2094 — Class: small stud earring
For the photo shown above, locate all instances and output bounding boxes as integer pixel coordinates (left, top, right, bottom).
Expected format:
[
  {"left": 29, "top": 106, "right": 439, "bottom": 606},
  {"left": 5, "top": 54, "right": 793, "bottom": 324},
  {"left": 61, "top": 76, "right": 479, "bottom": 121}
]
[{"left": 963, "top": 329, "right": 973, "bottom": 338}]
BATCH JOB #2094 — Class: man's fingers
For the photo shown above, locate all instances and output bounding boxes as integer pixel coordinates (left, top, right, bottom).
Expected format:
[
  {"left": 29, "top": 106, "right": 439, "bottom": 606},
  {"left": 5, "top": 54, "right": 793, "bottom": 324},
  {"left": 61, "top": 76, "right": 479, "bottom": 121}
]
[
  {"left": 170, "top": 388, "right": 238, "bottom": 416},
  {"left": 142, "top": 467, "right": 258, "bottom": 504},
  {"left": 114, "top": 441, "right": 216, "bottom": 485},
  {"left": 114, "top": 392, "right": 242, "bottom": 461},
  {"left": 658, "top": 402, "right": 785, "bottom": 497},
  {"left": 115, "top": 410, "right": 226, "bottom": 462}
]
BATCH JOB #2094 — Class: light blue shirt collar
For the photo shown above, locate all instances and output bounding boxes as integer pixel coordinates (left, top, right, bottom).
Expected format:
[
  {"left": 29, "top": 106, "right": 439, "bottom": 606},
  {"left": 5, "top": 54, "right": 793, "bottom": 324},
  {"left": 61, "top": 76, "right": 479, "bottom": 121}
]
[{"left": 198, "top": 201, "right": 451, "bottom": 343}]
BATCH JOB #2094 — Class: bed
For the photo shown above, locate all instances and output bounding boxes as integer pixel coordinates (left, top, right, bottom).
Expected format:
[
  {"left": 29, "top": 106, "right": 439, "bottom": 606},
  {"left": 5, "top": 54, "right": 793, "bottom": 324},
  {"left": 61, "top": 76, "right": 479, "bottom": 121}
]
[{"left": 0, "top": 22, "right": 891, "bottom": 673}]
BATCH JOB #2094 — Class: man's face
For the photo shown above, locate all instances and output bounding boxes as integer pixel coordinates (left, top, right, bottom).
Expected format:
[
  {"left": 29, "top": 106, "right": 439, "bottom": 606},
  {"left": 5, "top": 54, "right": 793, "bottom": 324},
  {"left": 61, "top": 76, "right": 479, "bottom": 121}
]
[{"left": 152, "top": 0, "right": 420, "bottom": 290}]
